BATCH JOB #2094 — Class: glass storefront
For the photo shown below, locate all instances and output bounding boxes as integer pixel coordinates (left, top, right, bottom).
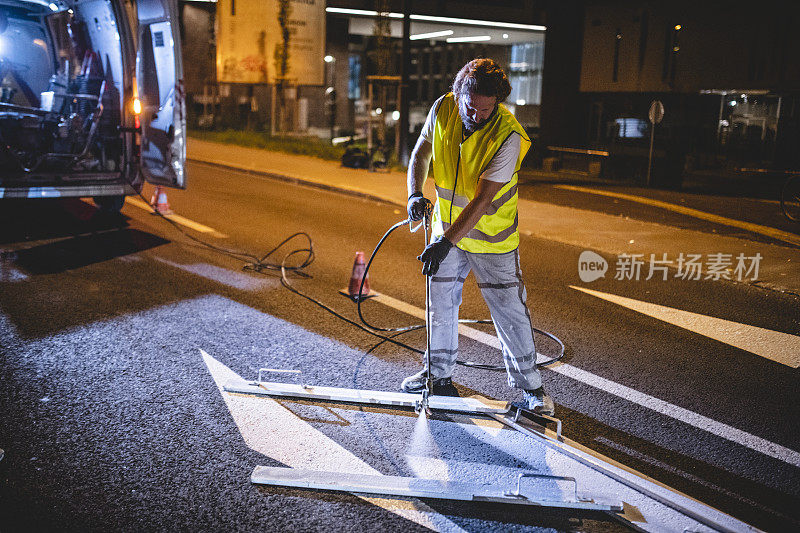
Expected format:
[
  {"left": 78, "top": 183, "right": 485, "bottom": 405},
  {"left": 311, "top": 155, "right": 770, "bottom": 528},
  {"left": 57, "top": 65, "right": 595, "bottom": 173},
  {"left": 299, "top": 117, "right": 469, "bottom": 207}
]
[
  {"left": 716, "top": 91, "right": 781, "bottom": 165},
  {"left": 339, "top": 10, "right": 545, "bottom": 134}
]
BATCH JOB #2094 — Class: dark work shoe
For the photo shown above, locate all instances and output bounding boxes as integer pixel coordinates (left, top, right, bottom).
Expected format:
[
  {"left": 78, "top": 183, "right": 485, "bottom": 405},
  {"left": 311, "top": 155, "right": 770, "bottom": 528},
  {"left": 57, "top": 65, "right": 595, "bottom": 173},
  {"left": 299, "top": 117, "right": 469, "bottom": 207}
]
[
  {"left": 400, "top": 369, "right": 452, "bottom": 393},
  {"left": 513, "top": 387, "right": 555, "bottom": 416}
]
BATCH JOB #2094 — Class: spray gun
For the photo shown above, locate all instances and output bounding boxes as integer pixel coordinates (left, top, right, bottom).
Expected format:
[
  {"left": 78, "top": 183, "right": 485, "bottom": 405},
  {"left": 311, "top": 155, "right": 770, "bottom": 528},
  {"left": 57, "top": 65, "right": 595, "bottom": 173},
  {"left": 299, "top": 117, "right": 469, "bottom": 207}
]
[{"left": 413, "top": 201, "right": 434, "bottom": 416}]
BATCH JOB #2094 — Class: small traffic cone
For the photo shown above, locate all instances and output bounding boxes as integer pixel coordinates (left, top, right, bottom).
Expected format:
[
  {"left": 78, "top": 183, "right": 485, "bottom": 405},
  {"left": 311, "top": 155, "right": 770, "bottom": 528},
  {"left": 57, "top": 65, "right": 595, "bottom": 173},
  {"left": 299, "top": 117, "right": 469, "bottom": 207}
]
[
  {"left": 339, "top": 251, "right": 375, "bottom": 301},
  {"left": 149, "top": 186, "right": 173, "bottom": 215}
]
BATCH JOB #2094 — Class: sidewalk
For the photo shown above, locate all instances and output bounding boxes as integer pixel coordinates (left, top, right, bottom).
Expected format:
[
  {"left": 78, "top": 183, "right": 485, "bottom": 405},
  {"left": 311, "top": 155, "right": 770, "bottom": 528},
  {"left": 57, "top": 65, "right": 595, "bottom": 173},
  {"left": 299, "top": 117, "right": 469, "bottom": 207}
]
[
  {"left": 519, "top": 166, "right": 787, "bottom": 200},
  {"left": 187, "top": 138, "right": 800, "bottom": 295}
]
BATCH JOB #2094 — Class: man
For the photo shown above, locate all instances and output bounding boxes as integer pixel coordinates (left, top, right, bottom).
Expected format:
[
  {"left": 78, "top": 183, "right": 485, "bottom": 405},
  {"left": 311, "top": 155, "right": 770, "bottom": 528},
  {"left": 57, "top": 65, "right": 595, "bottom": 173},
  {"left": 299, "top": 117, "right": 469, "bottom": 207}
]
[{"left": 401, "top": 58, "right": 554, "bottom": 415}]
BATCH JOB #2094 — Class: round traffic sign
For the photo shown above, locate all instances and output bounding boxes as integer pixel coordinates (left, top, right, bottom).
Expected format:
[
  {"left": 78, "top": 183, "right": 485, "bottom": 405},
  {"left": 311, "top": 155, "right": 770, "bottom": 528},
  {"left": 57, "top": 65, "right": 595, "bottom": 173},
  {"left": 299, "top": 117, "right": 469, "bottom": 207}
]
[{"left": 649, "top": 100, "right": 665, "bottom": 124}]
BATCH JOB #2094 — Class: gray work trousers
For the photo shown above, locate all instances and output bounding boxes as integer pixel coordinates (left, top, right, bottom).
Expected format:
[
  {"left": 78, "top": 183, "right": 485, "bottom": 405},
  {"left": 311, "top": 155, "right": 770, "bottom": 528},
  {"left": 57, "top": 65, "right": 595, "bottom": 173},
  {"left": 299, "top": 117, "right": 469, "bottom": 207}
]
[{"left": 425, "top": 246, "right": 542, "bottom": 391}]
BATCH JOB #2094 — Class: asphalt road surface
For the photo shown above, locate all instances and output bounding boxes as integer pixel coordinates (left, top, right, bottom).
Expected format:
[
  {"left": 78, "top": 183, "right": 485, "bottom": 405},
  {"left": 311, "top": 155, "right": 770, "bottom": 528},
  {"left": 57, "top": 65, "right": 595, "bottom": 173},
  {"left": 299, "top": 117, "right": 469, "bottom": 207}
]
[
  {"left": 517, "top": 179, "right": 797, "bottom": 248},
  {"left": 1, "top": 160, "right": 798, "bottom": 532}
]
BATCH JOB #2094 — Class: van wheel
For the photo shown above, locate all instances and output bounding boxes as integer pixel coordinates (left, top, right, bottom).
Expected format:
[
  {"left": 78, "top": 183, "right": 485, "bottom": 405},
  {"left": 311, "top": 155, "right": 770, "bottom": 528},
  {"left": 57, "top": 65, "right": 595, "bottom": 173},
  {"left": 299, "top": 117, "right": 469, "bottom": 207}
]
[{"left": 93, "top": 195, "right": 125, "bottom": 213}]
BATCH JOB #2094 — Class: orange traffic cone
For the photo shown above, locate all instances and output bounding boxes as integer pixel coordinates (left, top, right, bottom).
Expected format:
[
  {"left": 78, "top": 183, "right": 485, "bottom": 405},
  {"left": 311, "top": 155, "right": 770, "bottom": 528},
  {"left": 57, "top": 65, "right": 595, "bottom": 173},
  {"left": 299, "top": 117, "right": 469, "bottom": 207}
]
[
  {"left": 340, "top": 251, "right": 375, "bottom": 301},
  {"left": 149, "top": 186, "right": 173, "bottom": 215}
]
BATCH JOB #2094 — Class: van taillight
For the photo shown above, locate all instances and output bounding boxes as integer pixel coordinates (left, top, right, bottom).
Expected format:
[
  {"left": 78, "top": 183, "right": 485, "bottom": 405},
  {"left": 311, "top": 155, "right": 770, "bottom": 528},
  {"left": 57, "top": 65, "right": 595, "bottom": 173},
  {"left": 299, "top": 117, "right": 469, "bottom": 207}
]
[{"left": 131, "top": 97, "right": 142, "bottom": 129}]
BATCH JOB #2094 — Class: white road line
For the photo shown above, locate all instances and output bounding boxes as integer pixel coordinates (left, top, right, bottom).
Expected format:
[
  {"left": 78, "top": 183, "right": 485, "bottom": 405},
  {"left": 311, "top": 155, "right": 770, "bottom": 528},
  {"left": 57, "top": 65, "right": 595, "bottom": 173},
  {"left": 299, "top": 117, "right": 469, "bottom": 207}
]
[
  {"left": 594, "top": 436, "right": 793, "bottom": 521},
  {"left": 125, "top": 197, "right": 228, "bottom": 238},
  {"left": 571, "top": 285, "right": 800, "bottom": 368},
  {"left": 554, "top": 184, "right": 800, "bottom": 247},
  {"left": 156, "top": 258, "right": 278, "bottom": 291},
  {"left": 201, "top": 349, "right": 468, "bottom": 532},
  {"left": 371, "top": 292, "right": 800, "bottom": 468},
  {"left": 553, "top": 363, "right": 800, "bottom": 468}
]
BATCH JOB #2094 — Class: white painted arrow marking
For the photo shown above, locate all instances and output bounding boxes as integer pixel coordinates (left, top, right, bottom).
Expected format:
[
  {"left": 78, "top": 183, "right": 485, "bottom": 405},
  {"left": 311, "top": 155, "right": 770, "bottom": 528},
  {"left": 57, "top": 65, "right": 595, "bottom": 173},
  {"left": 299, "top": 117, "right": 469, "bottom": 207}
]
[
  {"left": 200, "top": 349, "right": 467, "bottom": 532},
  {"left": 571, "top": 286, "right": 800, "bottom": 368}
]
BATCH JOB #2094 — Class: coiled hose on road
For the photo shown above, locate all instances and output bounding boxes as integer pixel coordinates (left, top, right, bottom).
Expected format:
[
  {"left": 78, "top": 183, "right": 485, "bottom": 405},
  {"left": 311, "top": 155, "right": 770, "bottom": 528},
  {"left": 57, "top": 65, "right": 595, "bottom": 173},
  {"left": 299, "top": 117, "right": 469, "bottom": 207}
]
[{"left": 351, "top": 218, "right": 565, "bottom": 369}]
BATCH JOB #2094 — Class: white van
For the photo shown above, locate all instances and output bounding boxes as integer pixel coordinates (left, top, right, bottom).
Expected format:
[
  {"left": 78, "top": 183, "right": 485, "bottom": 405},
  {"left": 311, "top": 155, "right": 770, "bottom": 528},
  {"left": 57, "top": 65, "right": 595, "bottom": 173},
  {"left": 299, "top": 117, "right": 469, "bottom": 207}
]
[{"left": 0, "top": 0, "right": 185, "bottom": 212}]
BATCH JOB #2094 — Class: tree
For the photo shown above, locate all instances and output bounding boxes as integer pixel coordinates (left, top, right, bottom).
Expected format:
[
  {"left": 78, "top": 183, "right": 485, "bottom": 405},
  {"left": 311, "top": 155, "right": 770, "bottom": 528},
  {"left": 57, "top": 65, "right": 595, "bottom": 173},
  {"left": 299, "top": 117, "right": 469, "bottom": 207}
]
[
  {"left": 372, "top": 0, "right": 392, "bottom": 76},
  {"left": 273, "top": 0, "right": 292, "bottom": 132},
  {"left": 371, "top": 0, "right": 392, "bottom": 156}
]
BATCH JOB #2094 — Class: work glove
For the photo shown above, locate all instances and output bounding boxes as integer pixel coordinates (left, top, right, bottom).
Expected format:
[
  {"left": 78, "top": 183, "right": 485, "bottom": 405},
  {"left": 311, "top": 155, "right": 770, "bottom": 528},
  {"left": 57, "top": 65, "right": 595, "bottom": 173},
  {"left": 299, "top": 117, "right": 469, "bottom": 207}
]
[
  {"left": 407, "top": 192, "right": 432, "bottom": 222},
  {"left": 418, "top": 236, "right": 453, "bottom": 276}
]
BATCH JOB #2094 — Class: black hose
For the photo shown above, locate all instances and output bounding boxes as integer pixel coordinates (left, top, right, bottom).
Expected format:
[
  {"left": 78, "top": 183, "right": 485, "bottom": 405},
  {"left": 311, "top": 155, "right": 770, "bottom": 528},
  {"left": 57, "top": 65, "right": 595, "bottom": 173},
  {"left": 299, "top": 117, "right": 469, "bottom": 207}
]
[
  {"left": 128, "top": 176, "right": 564, "bottom": 369},
  {"left": 354, "top": 218, "right": 565, "bottom": 369},
  {"left": 128, "top": 182, "right": 431, "bottom": 355}
]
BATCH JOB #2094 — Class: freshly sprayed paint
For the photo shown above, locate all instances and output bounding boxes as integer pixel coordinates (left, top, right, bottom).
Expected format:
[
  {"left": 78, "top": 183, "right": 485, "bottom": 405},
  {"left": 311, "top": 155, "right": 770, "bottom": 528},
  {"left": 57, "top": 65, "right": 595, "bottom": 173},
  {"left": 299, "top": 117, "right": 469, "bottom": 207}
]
[{"left": 201, "top": 349, "right": 469, "bottom": 532}]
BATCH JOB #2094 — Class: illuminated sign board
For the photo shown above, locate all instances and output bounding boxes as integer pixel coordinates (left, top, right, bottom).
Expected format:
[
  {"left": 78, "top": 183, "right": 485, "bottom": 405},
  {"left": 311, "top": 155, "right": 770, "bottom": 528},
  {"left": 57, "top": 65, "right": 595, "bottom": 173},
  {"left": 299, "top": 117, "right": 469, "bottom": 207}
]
[{"left": 216, "top": 0, "right": 325, "bottom": 84}]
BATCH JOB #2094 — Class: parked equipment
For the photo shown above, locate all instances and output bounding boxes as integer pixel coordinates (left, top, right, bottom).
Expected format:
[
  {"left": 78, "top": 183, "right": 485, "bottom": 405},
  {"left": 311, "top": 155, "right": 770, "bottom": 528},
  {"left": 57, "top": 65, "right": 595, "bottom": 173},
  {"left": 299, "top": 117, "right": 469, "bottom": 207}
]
[{"left": 0, "top": 0, "right": 187, "bottom": 211}]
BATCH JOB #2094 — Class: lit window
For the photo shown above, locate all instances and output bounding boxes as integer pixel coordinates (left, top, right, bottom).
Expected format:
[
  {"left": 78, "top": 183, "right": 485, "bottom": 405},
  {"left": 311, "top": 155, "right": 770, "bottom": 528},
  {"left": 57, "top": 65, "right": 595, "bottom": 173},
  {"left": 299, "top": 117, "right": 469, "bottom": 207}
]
[
  {"left": 508, "top": 42, "right": 544, "bottom": 106},
  {"left": 614, "top": 118, "right": 648, "bottom": 139},
  {"left": 348, "top": 55, "right": 361, "bottom": 100}
]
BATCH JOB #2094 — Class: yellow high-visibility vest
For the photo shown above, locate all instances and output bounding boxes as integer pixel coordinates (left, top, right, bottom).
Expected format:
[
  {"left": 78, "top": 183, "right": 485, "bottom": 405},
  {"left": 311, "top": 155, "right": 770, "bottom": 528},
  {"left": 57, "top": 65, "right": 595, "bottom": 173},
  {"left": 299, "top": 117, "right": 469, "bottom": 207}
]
[{"left": 430, "top": 93, "right": 531, "bottom": 253}]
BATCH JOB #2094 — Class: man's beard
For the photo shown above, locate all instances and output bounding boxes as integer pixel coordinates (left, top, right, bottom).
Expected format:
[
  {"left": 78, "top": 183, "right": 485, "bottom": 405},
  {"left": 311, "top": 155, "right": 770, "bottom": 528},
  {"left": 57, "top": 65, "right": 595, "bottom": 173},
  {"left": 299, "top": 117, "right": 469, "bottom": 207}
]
[{"left": 459, "top": 105, "right": 497, "bottom": 133}]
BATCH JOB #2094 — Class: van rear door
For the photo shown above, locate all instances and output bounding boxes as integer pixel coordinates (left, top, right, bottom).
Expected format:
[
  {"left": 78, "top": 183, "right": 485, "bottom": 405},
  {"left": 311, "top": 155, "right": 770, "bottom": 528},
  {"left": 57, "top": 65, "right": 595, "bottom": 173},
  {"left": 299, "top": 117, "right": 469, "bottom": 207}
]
[{"left": 136, "top": 0, "right": 186, "bottom": 188}]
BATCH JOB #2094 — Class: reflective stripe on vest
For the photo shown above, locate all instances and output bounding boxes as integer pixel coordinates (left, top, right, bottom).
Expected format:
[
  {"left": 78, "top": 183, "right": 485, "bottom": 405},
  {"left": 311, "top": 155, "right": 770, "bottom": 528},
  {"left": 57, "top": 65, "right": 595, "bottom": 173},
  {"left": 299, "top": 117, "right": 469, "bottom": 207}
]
[{"left": 431, "top": 93, "right": 531, "bottom": 254}]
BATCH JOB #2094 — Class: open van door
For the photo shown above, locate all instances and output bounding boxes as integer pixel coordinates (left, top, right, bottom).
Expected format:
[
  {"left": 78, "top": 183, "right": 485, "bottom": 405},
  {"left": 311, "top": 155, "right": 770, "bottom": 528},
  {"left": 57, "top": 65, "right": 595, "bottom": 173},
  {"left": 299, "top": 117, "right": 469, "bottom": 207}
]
[{"left": 136, "top": 0, "right": 186, "bottom": 188}]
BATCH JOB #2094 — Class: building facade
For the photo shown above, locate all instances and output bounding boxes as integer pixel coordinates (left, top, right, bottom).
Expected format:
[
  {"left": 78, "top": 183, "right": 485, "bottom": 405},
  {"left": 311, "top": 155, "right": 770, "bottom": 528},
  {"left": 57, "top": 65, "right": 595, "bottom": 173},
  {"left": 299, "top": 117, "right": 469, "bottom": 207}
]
[
  {"left": 178, "top": 0, "right": 800, "bottom": 181},
  {"left": 576, "top": 0, "right": 800, "bottom": 183},
  {"left": 178, "top": 0, "right": 549, "bottom": 154}
]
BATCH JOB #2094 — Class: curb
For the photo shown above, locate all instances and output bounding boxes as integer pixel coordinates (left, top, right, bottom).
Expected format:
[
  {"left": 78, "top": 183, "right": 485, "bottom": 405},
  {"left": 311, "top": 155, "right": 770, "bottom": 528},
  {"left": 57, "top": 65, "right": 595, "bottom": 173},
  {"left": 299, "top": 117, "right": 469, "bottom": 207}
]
[{"left": 188, "top": 158, "right": 404, "bottom": 208}]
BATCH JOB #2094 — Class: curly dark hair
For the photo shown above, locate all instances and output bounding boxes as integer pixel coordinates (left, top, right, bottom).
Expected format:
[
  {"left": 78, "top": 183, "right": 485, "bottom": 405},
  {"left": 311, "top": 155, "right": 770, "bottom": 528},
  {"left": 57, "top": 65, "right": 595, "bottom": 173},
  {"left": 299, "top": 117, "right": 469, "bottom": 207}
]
[{"left": 452, "top": 58, "right": 512, "bottom": 102}]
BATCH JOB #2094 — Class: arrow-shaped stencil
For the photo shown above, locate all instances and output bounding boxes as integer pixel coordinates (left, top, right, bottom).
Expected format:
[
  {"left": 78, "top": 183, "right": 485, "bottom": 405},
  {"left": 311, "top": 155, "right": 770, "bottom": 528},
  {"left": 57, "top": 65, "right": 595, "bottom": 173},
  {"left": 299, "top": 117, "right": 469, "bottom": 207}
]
[{"left": 201, "top": 349, "right": 467, "bottom": 532}]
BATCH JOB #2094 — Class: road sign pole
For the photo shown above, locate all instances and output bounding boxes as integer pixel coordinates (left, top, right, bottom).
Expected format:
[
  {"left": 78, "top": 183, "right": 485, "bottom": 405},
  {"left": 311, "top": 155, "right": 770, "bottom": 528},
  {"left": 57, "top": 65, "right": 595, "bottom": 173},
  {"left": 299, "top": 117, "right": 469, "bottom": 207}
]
[
  {"left": 647, "top": 100, "right": 665, "bottom": 187},
  {"left": 647, "top": 124, "right": 655, "bottom": 186}
]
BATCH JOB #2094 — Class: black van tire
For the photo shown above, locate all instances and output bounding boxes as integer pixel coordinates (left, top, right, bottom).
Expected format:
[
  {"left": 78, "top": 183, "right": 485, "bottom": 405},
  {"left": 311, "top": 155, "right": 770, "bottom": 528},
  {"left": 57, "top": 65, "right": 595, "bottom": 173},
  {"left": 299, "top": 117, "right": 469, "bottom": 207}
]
[{"left": 93, "top": 195, "right": 126, "bottom": 213}]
